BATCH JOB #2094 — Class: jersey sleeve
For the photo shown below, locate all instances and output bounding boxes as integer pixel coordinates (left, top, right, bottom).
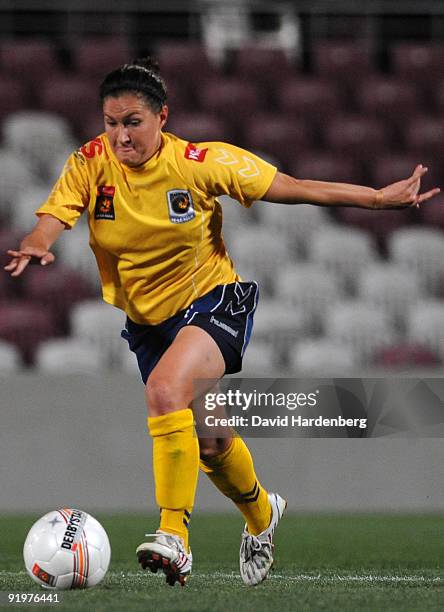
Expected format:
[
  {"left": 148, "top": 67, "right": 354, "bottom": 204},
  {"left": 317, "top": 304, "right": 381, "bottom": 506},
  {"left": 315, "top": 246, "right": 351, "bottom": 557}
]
[
  {"left": 36, "top": 151, "right": 91, "bottom": 228},
  {"left": 186, "top": 142, "right": 277, "bottom": 208}
]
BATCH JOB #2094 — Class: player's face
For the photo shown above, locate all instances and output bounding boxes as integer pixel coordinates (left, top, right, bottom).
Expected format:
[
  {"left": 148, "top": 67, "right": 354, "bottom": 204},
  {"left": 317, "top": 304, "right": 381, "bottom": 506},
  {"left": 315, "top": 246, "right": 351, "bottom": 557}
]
[{"left": 103, "top": 93, "right": 168, "bottom": 167}]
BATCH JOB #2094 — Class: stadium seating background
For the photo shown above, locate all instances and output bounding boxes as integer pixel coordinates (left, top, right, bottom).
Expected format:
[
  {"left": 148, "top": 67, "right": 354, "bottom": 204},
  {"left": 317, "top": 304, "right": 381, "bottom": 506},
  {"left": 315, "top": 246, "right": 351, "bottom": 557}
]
[
  {"left": 1, "top": 3, "right": 443, "bottom": 515},
  {"left": 1, "top": 6, "right": 444, "bottom": 376}
]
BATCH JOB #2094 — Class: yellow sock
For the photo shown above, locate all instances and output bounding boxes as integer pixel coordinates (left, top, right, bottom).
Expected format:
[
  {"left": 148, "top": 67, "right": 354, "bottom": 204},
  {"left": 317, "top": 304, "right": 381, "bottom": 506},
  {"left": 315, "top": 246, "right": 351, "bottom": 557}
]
[
  {"left": 148, "top": 408, "right": 198, "bottom": 551},
  {"left": 200, "top": 436, "right": 271, "bottom": 535}
]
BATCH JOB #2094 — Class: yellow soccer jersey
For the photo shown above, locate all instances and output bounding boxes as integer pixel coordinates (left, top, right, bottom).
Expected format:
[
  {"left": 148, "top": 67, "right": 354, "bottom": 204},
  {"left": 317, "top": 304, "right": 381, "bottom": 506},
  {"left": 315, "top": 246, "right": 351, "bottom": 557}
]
[{"left": 36, "top": 132, "right": 277, "bottom": 324}]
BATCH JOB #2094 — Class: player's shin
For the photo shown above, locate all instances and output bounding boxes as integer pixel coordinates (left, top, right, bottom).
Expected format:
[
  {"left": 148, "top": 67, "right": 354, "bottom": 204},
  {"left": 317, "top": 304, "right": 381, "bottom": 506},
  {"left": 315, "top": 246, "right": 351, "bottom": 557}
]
[
  {"left": 200, "top": 436, "right": 271, "bottom": 535},
  {"left": 148, "top": 408, "right": 199, "bottom": 551}
]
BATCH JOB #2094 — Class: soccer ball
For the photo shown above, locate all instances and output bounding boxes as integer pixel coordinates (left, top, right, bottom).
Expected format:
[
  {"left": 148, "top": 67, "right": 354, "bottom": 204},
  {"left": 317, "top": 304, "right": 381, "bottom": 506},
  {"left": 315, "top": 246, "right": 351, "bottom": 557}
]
[{"left": 23, "top": 508, "right": 111, "bottom": 589}]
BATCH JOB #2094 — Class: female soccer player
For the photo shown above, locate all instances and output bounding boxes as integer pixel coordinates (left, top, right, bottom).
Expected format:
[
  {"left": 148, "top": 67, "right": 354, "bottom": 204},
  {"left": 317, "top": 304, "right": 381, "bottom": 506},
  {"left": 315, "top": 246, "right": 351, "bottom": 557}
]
[{"left": 5, "top": 58, "right": 439, "bottom": 587}]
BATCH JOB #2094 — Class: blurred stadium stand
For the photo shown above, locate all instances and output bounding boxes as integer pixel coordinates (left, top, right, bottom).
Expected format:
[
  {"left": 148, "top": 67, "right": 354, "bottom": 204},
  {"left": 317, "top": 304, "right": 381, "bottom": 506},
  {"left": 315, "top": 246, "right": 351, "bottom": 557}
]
[
  {"left": 288, "top": 338, "right": 357, "bottom": 376},
  {"left": 311, "top": 40, "right": 373, "bottom": 82},
  {"left": 35, "top": 337, "right": 103, "bottom": 374},
  {"left": 166, "top": 111, "right": 232, "bottom": 143},
  {"left": 324, "top": 300, "right": 396, "bottom": 365},
  {"left": 70, "top": 36, "right": 133, "bottom": 78},
  {"left": 0, "top": 301, "right": 58, "bottom": 365},
  {"left": 0, "top": 338, "right": 22, "bottom": 373},
  {"left": 274, "top": 264, "right": 343, "bottom": 335},
  {"left": 1, "top": 2, "right": 444, "bottom": 375},
  {"left": 388, "top": 227, "right": 444, "bottom": 296},
  {"left": 308, "top": 226, "right": 379, "bottom": 295},
  {"left": 0, "top": 38, "right": 60, "bottom": 87},
  {"left": 70, "top": 300, "right": 127, "bottom": 368},
  {"left": 390, "top": 42, "right": 444, "bottom": 83},
  {"left": 357, "top": 263, "right": 422, "bottom": 333}
]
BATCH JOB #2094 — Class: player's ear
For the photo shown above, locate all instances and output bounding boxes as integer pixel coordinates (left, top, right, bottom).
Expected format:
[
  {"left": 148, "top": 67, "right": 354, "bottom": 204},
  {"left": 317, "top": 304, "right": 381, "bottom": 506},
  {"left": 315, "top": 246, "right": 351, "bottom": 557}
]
[{"left": 159, "top": 105, "right": 168, "bottom": 129}]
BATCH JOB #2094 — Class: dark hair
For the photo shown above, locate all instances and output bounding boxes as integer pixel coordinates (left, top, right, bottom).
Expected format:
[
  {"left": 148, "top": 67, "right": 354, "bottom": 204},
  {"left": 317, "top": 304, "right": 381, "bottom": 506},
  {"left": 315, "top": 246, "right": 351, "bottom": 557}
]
[{"left": 99, "top": 57, "right": 167, "bottom": 112}]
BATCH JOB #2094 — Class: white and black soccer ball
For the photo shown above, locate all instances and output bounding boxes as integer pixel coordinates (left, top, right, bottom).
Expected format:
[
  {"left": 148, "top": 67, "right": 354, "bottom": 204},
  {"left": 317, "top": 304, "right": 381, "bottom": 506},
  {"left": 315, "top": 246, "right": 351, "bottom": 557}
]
[{"left": 23, "top": 508, "right": 111, "bottom": 589}]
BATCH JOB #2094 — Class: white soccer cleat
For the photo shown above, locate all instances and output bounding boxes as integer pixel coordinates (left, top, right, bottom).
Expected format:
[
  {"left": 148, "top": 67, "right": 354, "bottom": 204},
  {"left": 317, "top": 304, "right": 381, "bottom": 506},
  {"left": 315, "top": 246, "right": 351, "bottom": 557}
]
[
  {"left": 239, "top": 492, "right": 287, "bottom": 586},
  {"left": 136, "top": 530, "right": 192, "bottom": 587}
]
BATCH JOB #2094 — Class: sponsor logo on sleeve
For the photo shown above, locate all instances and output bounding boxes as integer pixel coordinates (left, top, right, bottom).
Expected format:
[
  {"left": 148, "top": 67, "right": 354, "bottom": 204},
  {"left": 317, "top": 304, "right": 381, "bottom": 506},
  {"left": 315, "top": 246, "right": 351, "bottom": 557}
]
[
  {"left": 185, "top": 143, "right": 208, "bottom": 163},
  {"left": 94, "top": 185, "right": 116, "bottom": 220},
  {"left": 167, "top": 189, "right": 195, "bottom": 223},
  {"left": 81, "top": 137, "right": 104, "bottom": 159}
]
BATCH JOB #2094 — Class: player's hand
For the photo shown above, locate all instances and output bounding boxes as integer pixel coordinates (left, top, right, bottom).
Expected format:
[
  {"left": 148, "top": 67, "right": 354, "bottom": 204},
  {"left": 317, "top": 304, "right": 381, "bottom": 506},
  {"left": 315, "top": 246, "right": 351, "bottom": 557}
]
[
  {"left": 4, "top": 247, "right": 55, "bottom": 277},
  {"left": 376, "top": 164, "right": 440, "bottom": 209}
]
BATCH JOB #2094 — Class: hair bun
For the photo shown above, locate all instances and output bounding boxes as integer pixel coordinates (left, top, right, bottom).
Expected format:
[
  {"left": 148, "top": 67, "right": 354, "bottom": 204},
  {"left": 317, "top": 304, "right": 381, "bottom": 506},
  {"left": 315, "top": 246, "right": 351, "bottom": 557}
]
[
  {"left": 100, "top": 56, "right": 167, "bottom": 110},
  {"left": 131, "top": 56, "right": 161, "bottom": 75}
]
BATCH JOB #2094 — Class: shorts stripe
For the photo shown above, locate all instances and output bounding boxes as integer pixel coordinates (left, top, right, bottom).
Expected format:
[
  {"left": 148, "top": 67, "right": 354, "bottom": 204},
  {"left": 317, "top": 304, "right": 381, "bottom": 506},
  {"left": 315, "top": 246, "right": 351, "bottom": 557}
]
[
  {"left": 241, "top": 280, "right": 259, "bottom": 357},
  {"left": 210, "top": 284, "right": 227, "bottom": 312},
  {"left": 186, "top": 311, "right": 198, "bottom": 325},
  {"left": 186, "top": 283, "right": 227, "bottom": 325}
]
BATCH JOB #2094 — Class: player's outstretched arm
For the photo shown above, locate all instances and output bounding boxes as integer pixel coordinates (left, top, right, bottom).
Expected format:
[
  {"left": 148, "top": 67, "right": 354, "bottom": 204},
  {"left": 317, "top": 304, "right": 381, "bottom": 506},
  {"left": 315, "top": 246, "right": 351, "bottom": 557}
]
[
  {"left": 4, "top": 214, "right": 65, "bottom": 277},
  {"left": 263, "top": 164, "right": 440, "bottom": 209}
]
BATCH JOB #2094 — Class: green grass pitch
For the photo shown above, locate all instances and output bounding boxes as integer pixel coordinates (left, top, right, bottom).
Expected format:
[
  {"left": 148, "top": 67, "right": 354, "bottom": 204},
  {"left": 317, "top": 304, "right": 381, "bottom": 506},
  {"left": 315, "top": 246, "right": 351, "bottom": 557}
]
[{"left": 0, "top": 513, "right": 442, "bottom": 611}]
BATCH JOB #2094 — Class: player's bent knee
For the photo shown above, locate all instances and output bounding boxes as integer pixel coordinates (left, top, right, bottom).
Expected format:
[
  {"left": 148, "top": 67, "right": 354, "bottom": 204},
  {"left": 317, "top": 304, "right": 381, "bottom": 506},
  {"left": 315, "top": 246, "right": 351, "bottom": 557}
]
[{"left": 145, "top": 375, "right": 187, "bottom": 416}]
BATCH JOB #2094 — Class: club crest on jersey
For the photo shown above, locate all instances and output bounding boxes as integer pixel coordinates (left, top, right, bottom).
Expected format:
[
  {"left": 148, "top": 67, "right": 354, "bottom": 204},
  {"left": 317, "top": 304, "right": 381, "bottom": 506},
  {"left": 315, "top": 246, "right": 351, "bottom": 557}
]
[
  {"left": 167, "top": 189, "right": 195, "bottom": 223},
  {"left": 95, "top": 185, "right": 116, "bottom": 220},
  {"left": 185, "top": 143, "right": 208, "bottom": 163}
]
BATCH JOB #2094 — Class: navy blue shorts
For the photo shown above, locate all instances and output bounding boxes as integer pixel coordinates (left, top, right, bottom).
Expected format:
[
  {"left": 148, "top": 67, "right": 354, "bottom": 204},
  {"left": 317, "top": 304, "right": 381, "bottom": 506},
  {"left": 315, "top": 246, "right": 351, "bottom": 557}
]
[{"left": 121, "top": 281, "right": 259, "bottom": 384}]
